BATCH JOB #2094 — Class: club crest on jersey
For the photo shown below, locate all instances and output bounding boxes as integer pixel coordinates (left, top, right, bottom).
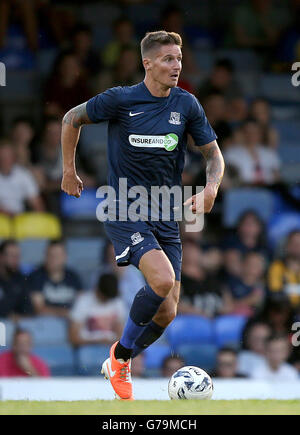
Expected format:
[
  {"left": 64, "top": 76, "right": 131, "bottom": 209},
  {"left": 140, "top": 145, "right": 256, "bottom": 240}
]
[
  {"left": 168, "top": 112, "right": 181, "bottom": 125},
  {"left": 131, "top": 232, "right": 144, "bottom": 246}
]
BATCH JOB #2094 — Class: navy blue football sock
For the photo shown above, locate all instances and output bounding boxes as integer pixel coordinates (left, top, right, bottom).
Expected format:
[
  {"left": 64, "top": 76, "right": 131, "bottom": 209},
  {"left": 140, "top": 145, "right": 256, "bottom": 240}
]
[
  {"left": 119, "top": 285, "right": 165, "bottom": 350},
  {"left": 132, "top": 321, "right": 166, "bottom": 358}
]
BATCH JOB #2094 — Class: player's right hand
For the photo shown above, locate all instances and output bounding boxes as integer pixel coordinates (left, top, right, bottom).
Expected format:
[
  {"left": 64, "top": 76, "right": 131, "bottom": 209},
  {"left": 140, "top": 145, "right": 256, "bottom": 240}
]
[{"left": 61, "top": 171, "right": 83, "bottom": 198}]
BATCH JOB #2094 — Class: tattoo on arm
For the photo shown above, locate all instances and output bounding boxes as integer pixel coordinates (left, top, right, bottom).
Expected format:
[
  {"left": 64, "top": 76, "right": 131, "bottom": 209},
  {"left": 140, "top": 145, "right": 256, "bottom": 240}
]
[
  {"left": 200, "top": 141, "right": 225, "bottom": 189},
  {"left": 62, "top": 102, "right": 92, "bottom": 128}
]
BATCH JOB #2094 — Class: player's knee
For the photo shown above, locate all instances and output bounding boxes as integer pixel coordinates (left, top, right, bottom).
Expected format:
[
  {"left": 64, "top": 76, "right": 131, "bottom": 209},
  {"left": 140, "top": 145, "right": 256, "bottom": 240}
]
[
  {"left": 156, "top": 303, "right": 177, "bottom": 327},
  {"left": 152, "top": 271, "right": 175, "bottom": 297}
]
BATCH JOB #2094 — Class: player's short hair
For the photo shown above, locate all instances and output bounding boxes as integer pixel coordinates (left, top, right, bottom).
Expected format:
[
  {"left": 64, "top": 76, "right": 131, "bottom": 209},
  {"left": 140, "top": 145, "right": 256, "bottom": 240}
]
[{"left": 140, "top": 30, "right": 182, "bottom": 58}]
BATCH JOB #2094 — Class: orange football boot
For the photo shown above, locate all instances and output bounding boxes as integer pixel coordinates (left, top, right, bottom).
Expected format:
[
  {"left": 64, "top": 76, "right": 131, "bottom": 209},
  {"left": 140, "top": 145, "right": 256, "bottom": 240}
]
[{"left": 101, "top": 342, "right": 134, "bottom": 400}]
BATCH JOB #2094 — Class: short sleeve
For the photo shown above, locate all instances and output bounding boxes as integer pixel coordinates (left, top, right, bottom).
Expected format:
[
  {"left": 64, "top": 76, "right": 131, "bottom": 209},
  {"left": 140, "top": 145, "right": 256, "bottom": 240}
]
[
  {"left": 86, "top": 86, "right": 123, "bottom": 123},
  {"left": 186, "top": 95, "right": 217, "bottom": 146},
  {"left": 21, "top": 169, "right": 39, "bottom": 199}
]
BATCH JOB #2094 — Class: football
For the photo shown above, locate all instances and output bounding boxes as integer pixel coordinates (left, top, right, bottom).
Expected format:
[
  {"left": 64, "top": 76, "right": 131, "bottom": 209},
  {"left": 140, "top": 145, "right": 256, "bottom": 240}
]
[{"left": 168, "top": 366, "right": 213, "bottom": 400}]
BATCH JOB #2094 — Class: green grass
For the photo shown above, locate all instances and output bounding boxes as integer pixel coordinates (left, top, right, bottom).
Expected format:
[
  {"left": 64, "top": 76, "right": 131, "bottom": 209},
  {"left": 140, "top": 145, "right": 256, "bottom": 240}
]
[{"left": 0, "top": 400, "right": 300, "bottom": 415}]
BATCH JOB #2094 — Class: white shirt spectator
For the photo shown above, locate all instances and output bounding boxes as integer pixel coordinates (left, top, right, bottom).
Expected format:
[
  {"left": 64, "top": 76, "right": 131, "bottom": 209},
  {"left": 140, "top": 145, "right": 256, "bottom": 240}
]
[
  {"left": 0, "top": 165, "right": 39, "bottom": 214},
  {"left": 238, "top": 350, "right": 265, "bottom": 377},
  {"left": 70, "top": 291, "right": 126, "bottom": 342},
  {"left": 225, "top": 145, "right": 280, "bottom": 184},
  {"left": 250, "top": 359, "right": 299, "bottom": 381}
]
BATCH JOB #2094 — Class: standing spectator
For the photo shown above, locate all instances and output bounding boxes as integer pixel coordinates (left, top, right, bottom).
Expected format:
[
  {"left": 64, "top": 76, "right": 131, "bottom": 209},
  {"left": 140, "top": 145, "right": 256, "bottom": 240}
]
[
  {"left": 238, "top": 321, "right": 271, "bottom": 376},
  {"left": 0, "top": 140, "right": 43, "bottom": 215},
  {"left": 44, "top": 51, "right": 91, "bottom": 118},
  {"left": 268, "top": 231, "right": 300, "bottom": 313},
  {"left": 250, "top": 334, "right": 298, "bottom": 381},
  {"left": 27, "top": 240, "right": 82, "bottom": 318},
  {"left": 0, "top": 329, "right": 50, "bottom": 377},
  {"left": 69, "top": 273, "right": 125, "bottom": 346},
  {"left": 224, "top": 120, "right": 280, "bottom": 186},
  {"left": 0, "top": 240, "right": 32, "bottom": 319},
  {"left": 161, "top": 355, "right": 185, "bottom": 378},
  {"left": 224, "top": 251, "right": 266, "bottom": 317},
  {"left": 211, "top": 348, "right": 246, "bottom": 378}
]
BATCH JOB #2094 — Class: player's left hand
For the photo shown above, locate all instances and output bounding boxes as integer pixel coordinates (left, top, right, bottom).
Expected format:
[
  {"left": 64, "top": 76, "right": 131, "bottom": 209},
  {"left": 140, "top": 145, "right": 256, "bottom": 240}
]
[{"left": 184, "top": 184, "right": 217, "bottom": 214}]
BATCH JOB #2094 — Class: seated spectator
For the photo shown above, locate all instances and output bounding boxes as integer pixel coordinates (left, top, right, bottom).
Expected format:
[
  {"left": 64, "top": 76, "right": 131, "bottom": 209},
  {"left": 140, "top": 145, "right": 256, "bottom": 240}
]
[
  {"left": 10, "top": 117, "right": 35, "bottom": 169},
  {"left": 0, "top": 140, "right": 44, "bottom": 215},
  {"left": 28, "top": 240, "right": 82, "bottom": 318},
  {"left": 211, "top": 347, "right": 246, "bottom": 378},
  {"left": 179, "top": 240, "right": 230, "bottom": 318},
  {"left": 70, "top": 23, "right": 101, "bottom": 78},
  {"left": 249, "top": 98, "right": 279, "bottom": 149},
  {"left": 69, "top": 273, "right": 125, "bottom": 346},
  {"left": 250, "top": 334, "right": 298, "bottom": 381},
  {"left": 0, "top": 240, "right": 32, "bottom": 319},
  {"left": 88, "top": 241, "right": 145, "bottom": 316},
  {"left": 197, "top": 59, "right": 242, "bottom": 101},
  {"left": 96, "top": 44, "right": 143, "bottom": 93},
  {"left": 160, "top": 5, "right": 199, "bottom": 88},
  {"left": 44, "top": 50, "right": 91, "bottom": 118},
  {"left": 222, "top": 210, "right": 269, "bottom": 258},
  {"left": 161, "top": 355, "right": 185, "bottom": 378},
  {"left": 260, "top": 297, "right": 295, "bottom": 335},
  {"left": 276, "top": 4, "right": 300, "bottom": 66},
  {"left": 224, "top": 120, "right": 280, "bottom": 186},
  {"left": 229, "top": 0, "right": 289, "bottom": 50},
  {"left": 268, "top": 231, "right": 300, "bottom": 313},
  {"left": 102, "top": 17, "right": 138, "bottom": 69},
  {"left": 226, "top": 97, "right": 249, "bottom": 127},
  {"left": 0, "top": 329, "right": 50, "bottom": 377},
  {"left": 131, "top": 353, "right": 146, "bottom": 378},
  {"left": 238, "top": 321, "right": 271, "bottom": 376},
  {"left": 202, "top": 93, "right": 232, "bottom": 149},
  {"left": 224, "top": 251, "right": 266, "bottom": 317}
]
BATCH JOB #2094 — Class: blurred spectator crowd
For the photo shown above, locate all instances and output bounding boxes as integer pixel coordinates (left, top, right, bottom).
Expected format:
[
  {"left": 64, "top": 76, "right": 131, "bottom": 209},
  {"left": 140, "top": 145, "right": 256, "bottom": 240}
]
[{"left": 0, "top": 0, "right": 300, "bottom": 379}]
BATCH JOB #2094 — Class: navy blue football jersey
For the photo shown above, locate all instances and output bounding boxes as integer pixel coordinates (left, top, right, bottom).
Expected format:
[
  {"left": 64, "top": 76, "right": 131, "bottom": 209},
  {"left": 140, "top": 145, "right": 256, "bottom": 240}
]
[{"left": 86, "top": 81, "right": 216, "bottom": 220}]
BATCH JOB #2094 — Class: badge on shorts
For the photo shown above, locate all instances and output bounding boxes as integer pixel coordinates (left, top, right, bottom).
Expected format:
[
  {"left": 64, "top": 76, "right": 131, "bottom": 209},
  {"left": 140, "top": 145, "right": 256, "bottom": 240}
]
[
  {"left": 168, "top": 112, "right": 181, "bottom": 125},
  {"left": 131, "top": 232, "right": 144, "bottom": 245}
]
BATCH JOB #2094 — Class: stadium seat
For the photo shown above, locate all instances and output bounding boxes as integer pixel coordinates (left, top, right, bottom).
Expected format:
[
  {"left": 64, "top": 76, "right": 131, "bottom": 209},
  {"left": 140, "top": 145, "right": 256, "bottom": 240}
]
[
  {"left": 19, "top": 239, "right": 48, "bottom": 272},
  {"left": 273, "top": 120, "right": 300, "bottom": 144},
  {"left": 60, "top": 189, "right": 101, "bottom": 219},
  {"left": 13, "top": 213, "right": 62, "bottom": 240},
  {"left": 76, "top": 344, "right": 110, "bottom": 376},
  {"left": 216, "top": 49, "right": 261, "bottom": 72},
  {"left": 214, "top": 315, "right": 247, "bottom": 349},
  {"left": 0, "top": 214, "right": 13, "bottom": 239},
  {"left": 18, "top": 316, "right": 68, "bottom": 345},
  {"left": 66, "top": 237, "right": 104, "bottom": 288},
  {"left": 278, "top": 142, "right": 300, "bottom": 164},
  {"left": 223, "top": 188, "right": 274, "bottom": 227},
  {"left": 165, "top": 315, "right": 214, "bottom": 349},
  {"left": 33, "top": 344, "right": 75, "bottom": 376},
  {"left": 177, "top": 343, "right": 217, "bottom": 372},
  {"left": 143, "top": 343, "right": 172, "bottom": 370},
  {"left": 260, "top": 74, "right": 300, "bottom": 102},
  {"left": 268, "top": 212, "right": 300, "bottom": 248},
  {"left": 0, "top": 318, "right": 16, "bottom": 348}
]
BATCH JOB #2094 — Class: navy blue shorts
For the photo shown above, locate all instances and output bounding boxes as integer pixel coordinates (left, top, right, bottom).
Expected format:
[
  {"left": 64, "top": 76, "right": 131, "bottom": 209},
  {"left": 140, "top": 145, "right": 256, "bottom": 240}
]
[{"left": 104, "top": 220, "right": 182, "bottom": 281}]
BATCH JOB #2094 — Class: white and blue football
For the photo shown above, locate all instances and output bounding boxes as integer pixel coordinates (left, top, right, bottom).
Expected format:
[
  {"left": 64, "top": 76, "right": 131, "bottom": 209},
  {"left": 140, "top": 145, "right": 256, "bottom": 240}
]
[{"left": 168, "top": 366, "right": 213, "bottom": 400}]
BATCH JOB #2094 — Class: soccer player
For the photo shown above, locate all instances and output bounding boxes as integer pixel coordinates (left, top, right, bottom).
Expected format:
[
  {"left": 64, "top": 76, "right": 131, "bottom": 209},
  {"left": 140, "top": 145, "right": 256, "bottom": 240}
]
[{"left": 61, "top": 31, "right": 225, "bottom": 400}]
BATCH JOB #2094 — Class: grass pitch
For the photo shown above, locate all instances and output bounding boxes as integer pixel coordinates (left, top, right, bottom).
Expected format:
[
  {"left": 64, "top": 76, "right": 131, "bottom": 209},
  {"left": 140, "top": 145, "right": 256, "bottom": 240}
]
[{"left": 0, "top": 400, "right": 300, "bottom": 415}]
